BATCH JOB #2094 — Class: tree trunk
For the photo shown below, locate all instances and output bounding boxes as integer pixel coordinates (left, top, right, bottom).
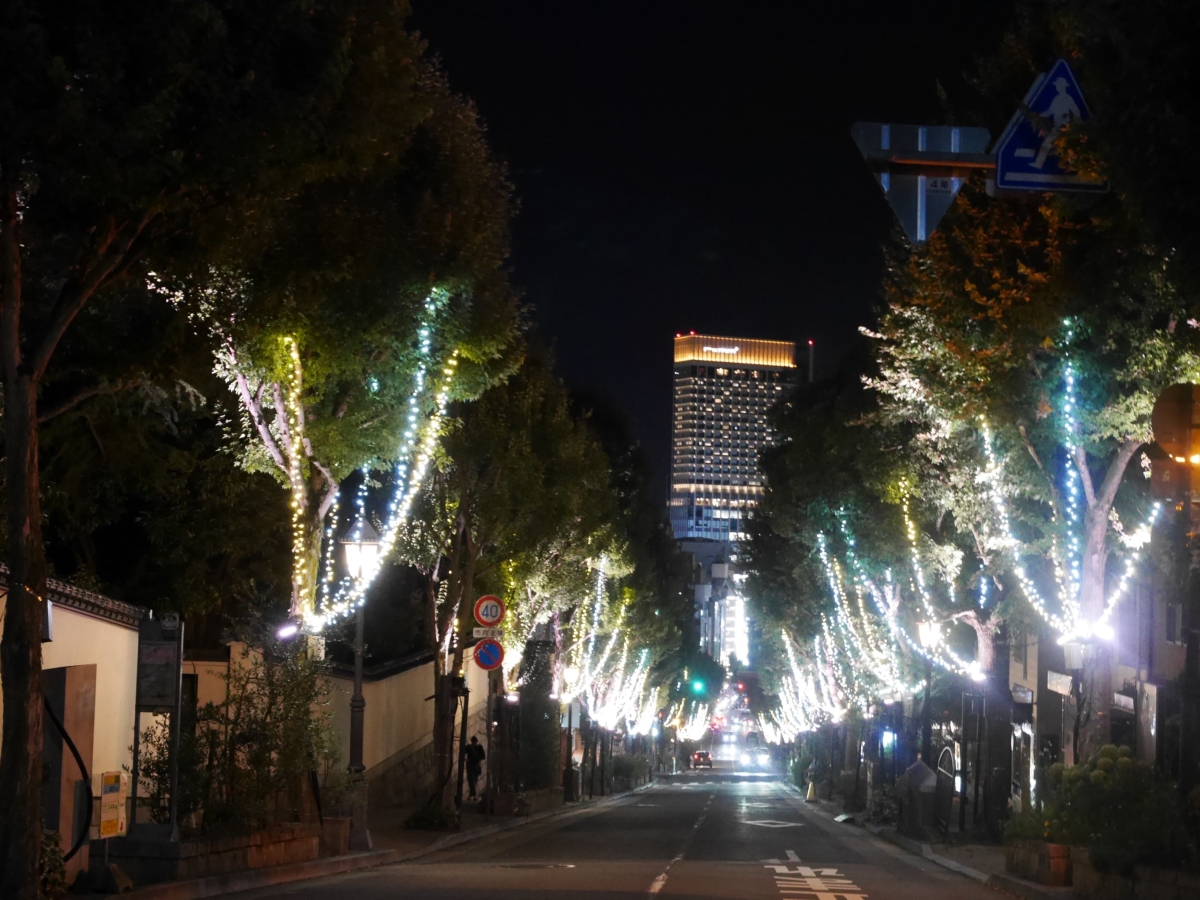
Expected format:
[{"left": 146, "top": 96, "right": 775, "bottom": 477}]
[
  {"left": 0, "top": 376, "right": 48, "bottom": 900},
  {"left": 1073, "top": 439, "right": 1140, "bottom": 760}
]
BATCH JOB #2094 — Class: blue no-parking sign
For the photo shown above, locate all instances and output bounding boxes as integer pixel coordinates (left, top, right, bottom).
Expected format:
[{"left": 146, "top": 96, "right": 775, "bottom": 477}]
[
  {"left": 474, "top": 638, "right": 504, "bottom": 671},
  {"left": 994, "top": 58, "right": 1107, "bottom": 193}
]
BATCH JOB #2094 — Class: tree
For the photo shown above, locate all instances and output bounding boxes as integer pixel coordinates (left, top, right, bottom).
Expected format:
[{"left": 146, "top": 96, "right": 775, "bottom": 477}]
[
  {"left": 866, "top": 173, "right": 1200, "bottom": 757},
  {"left": 182, "top": 61, "right": 520, "bottom": 625},
  {"left": 397, "top": 353, "right": 617, "bottom": 808},
  {"left": 0, "top": 1, "right": 438, "bottom": 891}
]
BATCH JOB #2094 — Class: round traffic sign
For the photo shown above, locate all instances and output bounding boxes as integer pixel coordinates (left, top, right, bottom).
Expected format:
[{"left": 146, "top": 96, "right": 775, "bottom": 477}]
[
  {"left": 474, "top": 595, "right": 505, "bottom": 627},
  {"left": 474, "top": 639, "right": 504, "bottom": 671}
]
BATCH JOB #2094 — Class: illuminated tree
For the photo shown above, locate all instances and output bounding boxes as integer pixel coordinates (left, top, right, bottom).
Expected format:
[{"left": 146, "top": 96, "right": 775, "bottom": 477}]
[
  {"left": 867, "top": 176, "right": 1200, "bottom": 757},
  {"left": 1, "top": 2, "right": 475, "bottom": 890}
]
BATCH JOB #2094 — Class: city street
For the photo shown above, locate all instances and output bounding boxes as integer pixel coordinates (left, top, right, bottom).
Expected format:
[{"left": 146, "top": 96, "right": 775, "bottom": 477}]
[{"left": 230, "top": 767, "right": 998, "bottom": 899}]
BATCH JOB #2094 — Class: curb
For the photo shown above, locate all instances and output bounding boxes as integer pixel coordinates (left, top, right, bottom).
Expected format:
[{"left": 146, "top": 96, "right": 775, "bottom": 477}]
[
  {"left": 120, "top": 850, "right": 400, "bottom": 900},
  {"left": 779, "top": 780, "right": 1061, "bottom": 899},
  {"left": 119, "top": 779, "right": 654, "bottom": 900}
]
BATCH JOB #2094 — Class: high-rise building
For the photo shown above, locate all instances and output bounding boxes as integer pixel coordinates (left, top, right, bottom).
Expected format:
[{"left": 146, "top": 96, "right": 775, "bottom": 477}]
[{"left": 669, "top": 333, "right": 798, "bottom": 543}]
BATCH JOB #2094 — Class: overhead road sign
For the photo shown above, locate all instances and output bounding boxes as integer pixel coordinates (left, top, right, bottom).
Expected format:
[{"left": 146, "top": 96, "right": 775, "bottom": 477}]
[
  {"left": 852, "top": 123, "right": 991, "bottom": 243},
  {"left": 474, "top": 595, "right": 505, "bottom": 627},
  {"left": 474, "top": 638, "right": 504, "bottom": 671},
  {"left": 994, "top": 58, "right": 1107, "bottom": 193}
]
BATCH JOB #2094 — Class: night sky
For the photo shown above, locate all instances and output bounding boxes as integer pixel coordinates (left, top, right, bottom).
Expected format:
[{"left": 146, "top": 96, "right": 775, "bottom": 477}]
[{"left": 409, "top": 1, "right": 1016, "bottom": 491}]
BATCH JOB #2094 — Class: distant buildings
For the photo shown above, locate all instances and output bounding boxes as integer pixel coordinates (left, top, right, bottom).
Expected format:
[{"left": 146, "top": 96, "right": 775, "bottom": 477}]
[
  {"left": 669, "top": 333, "right": 798, "bottom": 667},
  {"left": 669, "top": 333, "right": 798, "bottom": 543}
]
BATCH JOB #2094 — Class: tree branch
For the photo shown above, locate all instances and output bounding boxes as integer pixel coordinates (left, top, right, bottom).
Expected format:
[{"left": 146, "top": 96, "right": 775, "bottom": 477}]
[
  {"left": 31, "top": 205, "right": 161, "bottom": 383},
  {"left": 232, "top": 368, "right": 287, "bottom": 474},
  {"left": 272, "top": 381, "right": 296, "bottom": 461},
  {"left": 38, "top": 378, "right": 143, "bottom": 423},
  {"left": 1073, "top": 444, "right": 1097, "bottom": 508},
  {"left": 1093, "top": 438, "right": 1142, "bottom": 517}
]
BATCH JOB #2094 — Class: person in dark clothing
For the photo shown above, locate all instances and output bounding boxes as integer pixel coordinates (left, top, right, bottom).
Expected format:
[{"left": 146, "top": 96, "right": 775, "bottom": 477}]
[{"left": 465, "top": 736, "right": 486, "bottom": 800}]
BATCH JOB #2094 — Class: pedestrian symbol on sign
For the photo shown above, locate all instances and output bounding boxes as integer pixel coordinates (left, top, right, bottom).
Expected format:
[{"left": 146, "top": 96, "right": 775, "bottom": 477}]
[{"left": 994, "top": 58, "right": 1107, "bottom": 193}]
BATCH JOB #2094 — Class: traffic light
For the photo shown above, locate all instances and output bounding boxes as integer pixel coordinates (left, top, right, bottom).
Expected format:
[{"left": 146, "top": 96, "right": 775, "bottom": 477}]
[{"left": 692, "top": 680, "right": 705, "bottom": 694}]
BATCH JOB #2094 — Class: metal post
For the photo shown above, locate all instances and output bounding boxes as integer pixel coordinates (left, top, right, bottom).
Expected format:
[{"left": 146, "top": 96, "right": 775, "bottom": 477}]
[
  {"left": 348, "top": 605, "right": 371, "bottom": 850},
  {"left": 167, "top": 620, "right": 184, "bottom": 841},
  {"left": 807, "top": 341, "right": 814, "bottom": 383},
  {"left": 922, "top": 657, "right": 933, "bottom": 764},
  {"left": 130, "top": 710, "right": 140, "bottom": 830},
  {"left": 827, "top": 726, "right": 836, "bottom": 800},
  {"left": 973, "top": 699, "right": 984, "bottom": 828},
  {"left": 455, "top": 686, "right": 469, "bottom": 807},
  {"left": 958, "top": 694, "right": 968, "bottom": 835},
  {"left": 564, "top": 700, "right": 574, "bottom": 801}
]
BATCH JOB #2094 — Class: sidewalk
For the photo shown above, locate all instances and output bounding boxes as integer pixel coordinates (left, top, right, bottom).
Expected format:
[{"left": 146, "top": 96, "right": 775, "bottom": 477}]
[
  {"left": 780, "top": 782, "right": 1072, "bottom": 900},
  {"left": 112, "top": 782, "right": 651, "bottom": 900}
]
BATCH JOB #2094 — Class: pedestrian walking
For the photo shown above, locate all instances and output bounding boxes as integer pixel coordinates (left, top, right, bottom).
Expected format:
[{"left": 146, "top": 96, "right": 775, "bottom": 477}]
[{"left": 465, "top": 735, "right": 486, "bottom": 800}]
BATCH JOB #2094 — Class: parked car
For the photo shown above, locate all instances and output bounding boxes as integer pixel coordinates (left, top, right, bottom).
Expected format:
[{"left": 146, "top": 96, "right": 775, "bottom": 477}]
[{"left": 692, "top": 750, "right": 713, "bottom": 768}]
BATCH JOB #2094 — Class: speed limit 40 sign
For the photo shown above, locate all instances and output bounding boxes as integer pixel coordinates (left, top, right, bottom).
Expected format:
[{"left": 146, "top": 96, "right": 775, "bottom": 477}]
[{"left": 474, "top": 595, "right": 505, "bottom": 627}]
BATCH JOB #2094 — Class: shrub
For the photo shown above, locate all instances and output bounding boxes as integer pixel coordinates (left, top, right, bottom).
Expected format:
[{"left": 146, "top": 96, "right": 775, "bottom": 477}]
[
  {"left": 136, "top": 637, "right": 333, "bottom": 836},
  {"left": 611, "top": 754, "right": 649, "bottom": 780},
  {"left": 1004, "top": 745, "right": 1189, "bottom": 875}
]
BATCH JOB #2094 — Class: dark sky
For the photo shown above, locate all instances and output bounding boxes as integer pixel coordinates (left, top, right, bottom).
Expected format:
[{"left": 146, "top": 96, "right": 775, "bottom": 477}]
[{"left": 408, "top": 1, "right": 1016, "bottom": 490}]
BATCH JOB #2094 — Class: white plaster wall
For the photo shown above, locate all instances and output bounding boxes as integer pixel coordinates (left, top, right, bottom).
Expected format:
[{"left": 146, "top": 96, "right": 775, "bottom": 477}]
[{"left": 0, "top": 604, "right": 139, "bottom": 781}]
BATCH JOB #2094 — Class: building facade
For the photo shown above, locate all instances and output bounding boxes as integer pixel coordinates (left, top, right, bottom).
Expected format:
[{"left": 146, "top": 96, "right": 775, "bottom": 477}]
[{"left": 669, "top": 333, "right": 798, "bottom": 543}]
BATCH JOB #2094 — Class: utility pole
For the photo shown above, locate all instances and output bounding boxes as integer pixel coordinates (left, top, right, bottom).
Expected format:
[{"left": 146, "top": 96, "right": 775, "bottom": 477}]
[
  {"left": 921, "top": 657, "right": 932, "bottom": 764},
  {"left": 348, "top": 606, "right": 371, "bottom": 851}
]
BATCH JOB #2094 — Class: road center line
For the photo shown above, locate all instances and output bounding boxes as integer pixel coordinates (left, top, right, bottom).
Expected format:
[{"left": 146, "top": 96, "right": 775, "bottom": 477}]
[{"left": 647, "top": 793, "right": 714, "bottom": 895}]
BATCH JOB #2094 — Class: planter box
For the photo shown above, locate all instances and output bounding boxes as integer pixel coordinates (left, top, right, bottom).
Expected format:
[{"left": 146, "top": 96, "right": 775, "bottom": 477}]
[
  {"left": 1006, "top": 839, "right": 1072, "bottom": 886},
  {"left": 106, "top": 823, "right": 320, "bottom": 887},
  {"left": 320, "top": 817, "right": 351, "bottom": 858},
  {"left": 1071, "top": 847, "right": 1200, "bottom": 900}
]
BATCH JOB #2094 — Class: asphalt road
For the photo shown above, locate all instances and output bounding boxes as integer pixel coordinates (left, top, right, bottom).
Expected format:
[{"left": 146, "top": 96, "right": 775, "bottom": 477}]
[{"left": 231, "top": 769, "right": 1000, "bottom": 899}]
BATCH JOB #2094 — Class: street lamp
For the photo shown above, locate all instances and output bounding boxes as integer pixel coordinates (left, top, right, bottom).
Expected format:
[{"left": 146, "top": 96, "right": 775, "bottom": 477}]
[
  {"left": 917, "top": 621, "right": 939, "bottom": 765},
  {"left": 341, "top": 517, "right": 380, "bottom": 851}
]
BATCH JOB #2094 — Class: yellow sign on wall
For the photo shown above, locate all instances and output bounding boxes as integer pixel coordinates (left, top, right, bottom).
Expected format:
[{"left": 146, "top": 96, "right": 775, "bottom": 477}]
[{"left": 99, "top": 772, "right": 129, "bottom": 838}]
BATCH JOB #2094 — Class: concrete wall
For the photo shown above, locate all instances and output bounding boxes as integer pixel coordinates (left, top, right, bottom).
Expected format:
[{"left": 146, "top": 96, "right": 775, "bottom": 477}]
[
  {"left": 188, "top": 643, "right": 491, "bottom": 806},
  {"left": 324, "top": 652, "right": 489, "bottom": 803}
]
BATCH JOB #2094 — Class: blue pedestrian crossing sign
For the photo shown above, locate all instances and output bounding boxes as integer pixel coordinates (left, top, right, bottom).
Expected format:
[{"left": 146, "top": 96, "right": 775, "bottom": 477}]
[{"left": 994, "top": 59, "right": 1107, "bottom": 193}]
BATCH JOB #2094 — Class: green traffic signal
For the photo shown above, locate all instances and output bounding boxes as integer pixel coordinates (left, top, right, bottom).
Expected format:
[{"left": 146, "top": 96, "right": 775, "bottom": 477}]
[{"left": 692, "top": 680, "right": 705, "bottom": 694}]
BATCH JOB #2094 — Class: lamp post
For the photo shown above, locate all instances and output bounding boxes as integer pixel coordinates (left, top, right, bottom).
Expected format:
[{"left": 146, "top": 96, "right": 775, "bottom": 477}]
[
  {"left": 341, "top": 517, "right": 380, "bottom": 851},
  {"left": 917, "top": 621, "right": 939, "bottom": 766}
]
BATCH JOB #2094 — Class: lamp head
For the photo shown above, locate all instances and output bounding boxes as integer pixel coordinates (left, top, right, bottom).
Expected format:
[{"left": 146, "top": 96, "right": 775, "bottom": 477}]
[{"left": 341, "top": 517, "right": 382, "bottom": 580}]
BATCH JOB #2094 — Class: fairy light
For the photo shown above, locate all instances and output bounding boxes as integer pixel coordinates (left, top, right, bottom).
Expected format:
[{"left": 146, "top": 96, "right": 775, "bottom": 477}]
[
  {"left": 306, "top": 297, "right": 460, "bottom": 630},
  {"left": 979, "top": 332, "right": 1163, "bottom": 645},
  {"left": 282, "top": 337, "right": 311, "bottom": 617}
]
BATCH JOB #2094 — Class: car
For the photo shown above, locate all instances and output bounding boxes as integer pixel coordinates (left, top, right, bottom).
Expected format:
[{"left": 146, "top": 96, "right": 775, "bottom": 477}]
[
  {"left": 739, "top": 747, "right": 772, "bottom": 769},
  {"left": 692, "top": 750, "right": 713, "bottom": 768}
]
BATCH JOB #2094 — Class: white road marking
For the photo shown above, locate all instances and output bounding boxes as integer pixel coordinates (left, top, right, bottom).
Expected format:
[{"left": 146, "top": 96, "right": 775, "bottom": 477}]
[
  {"left": 646, "top": 793, "right": 714, "bottom": 895},
  {"left": 762, "top": 851, "right": 802, "bottom": 864},
  {"left": 742, "top": 819, "right": 805, "bottom": 828}
]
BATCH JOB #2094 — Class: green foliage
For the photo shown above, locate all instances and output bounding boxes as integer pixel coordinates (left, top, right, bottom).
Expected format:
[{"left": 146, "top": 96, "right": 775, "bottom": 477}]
[
  {"left": 1006, "top": 746, "right": 1190, "bottom": 874},
  {"left": 136, "top": 637, "right": 333, "bottom": 836},
  {"left": 37, "top": 832, "right": 66, "bottom": 900},
  {"left": 611, "top": 754, "right": 650, "bottom": 781}
]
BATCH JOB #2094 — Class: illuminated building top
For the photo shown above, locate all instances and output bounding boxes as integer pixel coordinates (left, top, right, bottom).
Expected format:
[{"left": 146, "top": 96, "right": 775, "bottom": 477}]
[
  {"left": 674, "top": 334, "right": 796, "bottom": 369},
  {"left": 669, "top": 332, "right": 799, "bottom": 543}
]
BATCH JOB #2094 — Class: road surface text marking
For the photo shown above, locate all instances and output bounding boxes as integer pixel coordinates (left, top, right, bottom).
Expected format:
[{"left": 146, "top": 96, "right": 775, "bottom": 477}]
[{"left": 763, "top": 856, "right": 866, "bottom": 900}]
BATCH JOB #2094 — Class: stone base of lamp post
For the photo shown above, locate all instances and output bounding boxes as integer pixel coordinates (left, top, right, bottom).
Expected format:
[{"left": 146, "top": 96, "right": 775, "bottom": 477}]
[{"left": 348, "top": 777, "right": 372, "bottom": 851}]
